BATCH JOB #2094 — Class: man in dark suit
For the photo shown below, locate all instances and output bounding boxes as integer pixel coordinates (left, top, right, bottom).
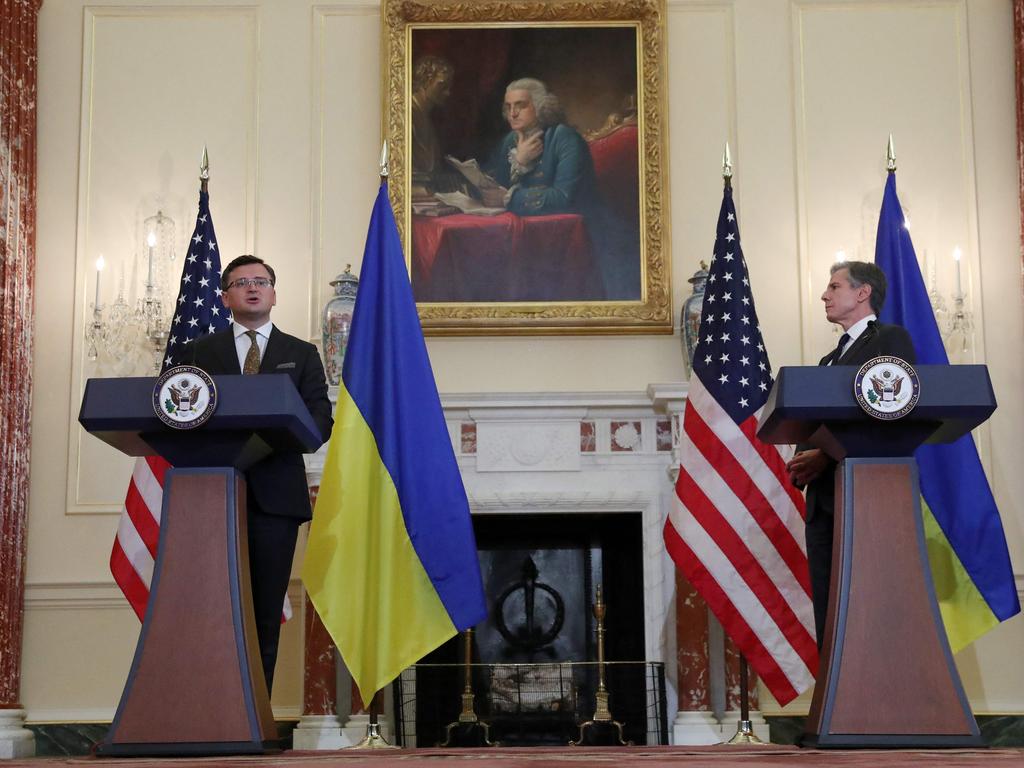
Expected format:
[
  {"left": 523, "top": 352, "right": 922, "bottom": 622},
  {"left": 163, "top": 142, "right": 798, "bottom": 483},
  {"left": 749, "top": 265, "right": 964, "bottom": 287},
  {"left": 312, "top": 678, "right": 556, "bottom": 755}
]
[
  {"left": 187, "top": 254, "right": 333, "bottom": 694},
  {"left": 785, "top": 260, "right": 916, "bottom": 649}
]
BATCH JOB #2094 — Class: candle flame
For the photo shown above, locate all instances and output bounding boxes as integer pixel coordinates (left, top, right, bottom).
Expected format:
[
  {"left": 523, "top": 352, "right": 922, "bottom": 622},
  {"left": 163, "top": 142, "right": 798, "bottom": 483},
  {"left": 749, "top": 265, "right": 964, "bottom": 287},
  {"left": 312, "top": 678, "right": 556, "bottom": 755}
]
[
  {"left": 147, "top": 232, "right": 157, "bottom": 248},
  {"left": 96, "top": 255, "right": 105, "bottom": 271},
  {"left": 953, "top": 246, "right": 962, "bottom": 262}
]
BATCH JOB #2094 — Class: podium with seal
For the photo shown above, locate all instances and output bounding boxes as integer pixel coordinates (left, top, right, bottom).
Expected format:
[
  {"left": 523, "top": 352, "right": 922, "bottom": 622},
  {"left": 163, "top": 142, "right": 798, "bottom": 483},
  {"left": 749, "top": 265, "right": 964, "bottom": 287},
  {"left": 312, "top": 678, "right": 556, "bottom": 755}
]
[
  {"left": 78, "top": 371, "right": 324, "bottom": 756},
  {"left": 757, "top": 361, "right": 995, "bottom": 748}
]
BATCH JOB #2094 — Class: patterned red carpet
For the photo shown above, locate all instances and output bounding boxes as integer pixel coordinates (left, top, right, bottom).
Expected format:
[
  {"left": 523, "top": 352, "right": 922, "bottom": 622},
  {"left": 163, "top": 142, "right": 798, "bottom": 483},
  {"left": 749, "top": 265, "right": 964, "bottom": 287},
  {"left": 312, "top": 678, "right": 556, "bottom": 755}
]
[{"left": 8, "top": 745, "right": 1024, "bottom": 767}]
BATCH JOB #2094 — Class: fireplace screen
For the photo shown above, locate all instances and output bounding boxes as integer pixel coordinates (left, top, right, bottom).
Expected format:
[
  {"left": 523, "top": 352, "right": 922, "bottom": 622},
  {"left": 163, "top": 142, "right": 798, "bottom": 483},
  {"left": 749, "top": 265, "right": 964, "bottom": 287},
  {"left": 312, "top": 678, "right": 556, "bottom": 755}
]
[{"left": 392, "top": 661, "right": 667, "bottom": 747}]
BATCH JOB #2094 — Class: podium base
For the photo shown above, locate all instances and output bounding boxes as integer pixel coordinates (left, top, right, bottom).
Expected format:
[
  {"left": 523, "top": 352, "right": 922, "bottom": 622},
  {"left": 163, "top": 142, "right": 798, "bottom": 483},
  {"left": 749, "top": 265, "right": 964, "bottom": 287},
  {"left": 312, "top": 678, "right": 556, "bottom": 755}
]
[
  {"left": 800, "top": 732, "right": 983, "bottom": 750},
  {"left": 96, "top": 739, "right": 280, "bottom": 758},
  {"left": 802, "top": 459, "right": 981, "bottom": 749},
  {"left": 99, "top": 469, "right": 277, "bottom": 756}
]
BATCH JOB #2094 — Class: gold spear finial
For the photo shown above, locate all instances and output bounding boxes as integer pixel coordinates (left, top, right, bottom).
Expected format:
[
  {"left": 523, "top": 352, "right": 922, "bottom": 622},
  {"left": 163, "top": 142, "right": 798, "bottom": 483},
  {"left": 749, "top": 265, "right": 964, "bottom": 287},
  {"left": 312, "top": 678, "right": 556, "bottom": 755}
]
[
  {"left": 200, "top": 146, "right": 210, "bottom": 193},
  {"left": 723, "top": 141, "right": 733, "bottom": 180},
  {"left": 886, "top": 134, "right": 896, "bottom": 172},
  {"left": 379, "top": 141, "right": 390, "bottom": 179}
]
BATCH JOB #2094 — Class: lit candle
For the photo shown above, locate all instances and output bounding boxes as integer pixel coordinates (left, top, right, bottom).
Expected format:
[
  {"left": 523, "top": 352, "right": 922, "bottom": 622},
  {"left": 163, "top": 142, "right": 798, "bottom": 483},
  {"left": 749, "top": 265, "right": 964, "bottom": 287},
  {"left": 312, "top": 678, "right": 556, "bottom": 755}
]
[
  {"left": 146, "top": 231, "right": 157, "bottom": 288},
  {"left": 953, "top": 247, "right": 962, "bottom": 296},
  {"left": 95, "top": 255, "right": 105, "bottom": 307},
  {"left": 835, "top": 248, "right": 847, "bottom": 263}
]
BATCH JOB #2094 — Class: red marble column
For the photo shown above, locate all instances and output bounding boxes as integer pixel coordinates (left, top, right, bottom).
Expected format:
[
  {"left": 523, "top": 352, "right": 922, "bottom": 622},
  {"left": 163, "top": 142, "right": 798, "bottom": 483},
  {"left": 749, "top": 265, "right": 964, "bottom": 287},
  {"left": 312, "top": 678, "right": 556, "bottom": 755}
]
[
  {"left": 301, "top": 484, "right": 340, "bottom": 718},
  {"left": 1015, "top": 0, "right": 1024, "bottom": 275},
  {"left": 0, "top": 0, "right": 41, "bottom": 720},
  {"left": 675, "top": 571, "right": 711, "bottom": 711},
  {"left": 302, "top": 594, "right": 338, "bottom": 715}
]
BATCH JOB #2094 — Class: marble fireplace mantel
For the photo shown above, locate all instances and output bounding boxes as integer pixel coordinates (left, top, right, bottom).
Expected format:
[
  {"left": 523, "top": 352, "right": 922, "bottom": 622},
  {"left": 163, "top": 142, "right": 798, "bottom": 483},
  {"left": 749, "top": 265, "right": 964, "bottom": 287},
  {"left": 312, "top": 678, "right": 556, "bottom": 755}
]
[{"left": 303, "top": 384, "right": 692, "bottom": 741}]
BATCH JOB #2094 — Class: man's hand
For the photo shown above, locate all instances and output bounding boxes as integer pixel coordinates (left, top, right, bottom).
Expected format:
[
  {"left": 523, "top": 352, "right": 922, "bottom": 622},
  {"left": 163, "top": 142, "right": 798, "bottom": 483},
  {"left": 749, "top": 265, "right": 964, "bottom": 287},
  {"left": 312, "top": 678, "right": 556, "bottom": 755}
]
[
  {"left": 478, "top": 184, "right": 506, "bottom": 208},
  {"left": 514, "top": 131, "right": 544, "bottom": 167},
  {"left": 786, "top": 448, "right": 830, "bottom": 487}
]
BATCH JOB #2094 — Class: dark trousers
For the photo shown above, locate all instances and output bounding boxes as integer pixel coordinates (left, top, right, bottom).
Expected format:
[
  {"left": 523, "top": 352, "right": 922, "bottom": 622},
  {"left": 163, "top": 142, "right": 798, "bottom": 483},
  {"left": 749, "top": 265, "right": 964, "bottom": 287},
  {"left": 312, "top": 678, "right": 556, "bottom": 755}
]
[
  {"left": 805, "top": 509, "right": 835, "bottom": 650},
  {"left": 247, "top": 505, "right": 301, "bottom": 695}
]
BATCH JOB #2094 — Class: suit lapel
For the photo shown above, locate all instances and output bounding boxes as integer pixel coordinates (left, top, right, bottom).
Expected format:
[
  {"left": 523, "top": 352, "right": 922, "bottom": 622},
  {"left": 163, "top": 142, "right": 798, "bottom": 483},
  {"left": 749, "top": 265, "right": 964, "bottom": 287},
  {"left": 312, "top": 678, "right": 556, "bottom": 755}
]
[
  {"left": 260, "top": 326, "right": 286, "bottom": 373},
  {"left": 216, "top": 328, "right": 242, "bottom": 374},
  {"left": 837, "top": 322, "right": 878, "bottom": 365}
]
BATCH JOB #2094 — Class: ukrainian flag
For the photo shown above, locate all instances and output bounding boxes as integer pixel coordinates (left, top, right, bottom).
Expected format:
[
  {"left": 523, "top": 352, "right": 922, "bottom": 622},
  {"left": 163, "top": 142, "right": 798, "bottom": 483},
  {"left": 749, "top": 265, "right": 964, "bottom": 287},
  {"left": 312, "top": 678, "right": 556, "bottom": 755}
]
[
  {"left": 303, "top": 182, "right": 487, "bottom": 703},
  {"left": 874, "top": 171, "right": 1020, "bottom": 651}
]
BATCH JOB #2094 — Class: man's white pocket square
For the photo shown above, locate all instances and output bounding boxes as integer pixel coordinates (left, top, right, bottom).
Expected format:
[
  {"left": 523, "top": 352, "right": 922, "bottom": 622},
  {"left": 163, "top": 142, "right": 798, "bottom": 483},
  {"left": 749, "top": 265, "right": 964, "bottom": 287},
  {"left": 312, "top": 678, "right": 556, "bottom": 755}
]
[{"left": 276, "top": 362, "right": 297, "bottom": 369}]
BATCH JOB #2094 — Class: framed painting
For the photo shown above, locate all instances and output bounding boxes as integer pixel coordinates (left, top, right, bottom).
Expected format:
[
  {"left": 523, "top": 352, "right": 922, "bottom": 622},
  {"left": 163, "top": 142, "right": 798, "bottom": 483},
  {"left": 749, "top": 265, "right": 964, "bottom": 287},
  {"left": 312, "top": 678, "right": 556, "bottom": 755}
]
[{"left": 382, "top": 0, "right": 670, "bottom": 334}]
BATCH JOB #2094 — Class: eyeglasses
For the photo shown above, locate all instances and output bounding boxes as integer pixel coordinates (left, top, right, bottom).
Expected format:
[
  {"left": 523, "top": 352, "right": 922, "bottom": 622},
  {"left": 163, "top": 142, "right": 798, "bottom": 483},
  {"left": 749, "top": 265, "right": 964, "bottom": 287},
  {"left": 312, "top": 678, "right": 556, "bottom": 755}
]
[{"left": 227, "top": 277, "right": 274, "bottom": 290}]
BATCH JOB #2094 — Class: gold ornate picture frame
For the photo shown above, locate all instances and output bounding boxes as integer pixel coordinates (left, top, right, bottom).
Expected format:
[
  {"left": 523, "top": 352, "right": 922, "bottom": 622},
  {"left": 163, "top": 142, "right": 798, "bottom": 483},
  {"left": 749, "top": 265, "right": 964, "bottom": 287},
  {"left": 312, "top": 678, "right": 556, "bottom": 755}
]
[{"left": 383, "top": 0, "right": 670, "bottom": 335}]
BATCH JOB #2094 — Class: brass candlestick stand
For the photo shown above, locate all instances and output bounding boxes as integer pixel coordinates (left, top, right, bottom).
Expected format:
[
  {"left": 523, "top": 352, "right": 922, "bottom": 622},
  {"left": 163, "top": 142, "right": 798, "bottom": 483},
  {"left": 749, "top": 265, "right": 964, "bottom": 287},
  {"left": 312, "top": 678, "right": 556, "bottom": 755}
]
[
  {"left": 571, "top": 586, "right": 631, "bottom": 746},
  {"left": 439, "top": 629, "right": 497, "bottom": 747}
]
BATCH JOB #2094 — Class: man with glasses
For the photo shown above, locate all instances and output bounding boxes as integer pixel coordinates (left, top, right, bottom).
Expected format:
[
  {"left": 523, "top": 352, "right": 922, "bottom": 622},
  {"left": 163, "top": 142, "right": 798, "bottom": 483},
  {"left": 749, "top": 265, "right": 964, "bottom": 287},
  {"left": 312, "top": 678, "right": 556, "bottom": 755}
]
[{"left": 187, "top": 254, "right": 333, "bottom": 694}]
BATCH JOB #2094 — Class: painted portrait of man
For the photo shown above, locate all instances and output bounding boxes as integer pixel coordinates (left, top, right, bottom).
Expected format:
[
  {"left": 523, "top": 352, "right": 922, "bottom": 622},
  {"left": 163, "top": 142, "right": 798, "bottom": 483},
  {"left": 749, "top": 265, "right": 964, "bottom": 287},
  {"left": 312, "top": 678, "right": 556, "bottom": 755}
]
[{"left": 408, "top": 27, "right": 642, "bottom": 305}]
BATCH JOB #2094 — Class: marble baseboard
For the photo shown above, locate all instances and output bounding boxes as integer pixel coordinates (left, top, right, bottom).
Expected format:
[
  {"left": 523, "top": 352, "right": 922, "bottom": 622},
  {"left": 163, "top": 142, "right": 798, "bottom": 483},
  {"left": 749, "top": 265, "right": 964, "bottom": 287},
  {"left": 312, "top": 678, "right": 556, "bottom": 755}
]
[
  {"left": 27, "top": 724, "right": 106, "bottom": 757},
  {"left": 23, "top": 716, "right": 1024, "bottom": 755},
  {"left": 765, "top": 716, "right": 1024, "bottom": 747},
  {"left": 27, "top": 720, "right": 299, "bottom": 757}
]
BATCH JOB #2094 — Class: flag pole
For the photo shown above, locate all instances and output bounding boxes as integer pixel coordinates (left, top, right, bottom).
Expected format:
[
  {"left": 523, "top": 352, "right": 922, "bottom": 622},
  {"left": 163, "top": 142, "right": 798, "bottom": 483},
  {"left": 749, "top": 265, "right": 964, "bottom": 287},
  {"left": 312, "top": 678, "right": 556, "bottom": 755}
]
[
  {"left": 349, "top": 140, "right": 399, "bottom": 751},
  {"left": 717, "top": 143, "right": 765, "bottom": 747},
  {"left": 351, "top": 689, "right": 395, "bottom": 749},
  {"left": 725, "top": 656, "right": 764, "bottom": 744}
]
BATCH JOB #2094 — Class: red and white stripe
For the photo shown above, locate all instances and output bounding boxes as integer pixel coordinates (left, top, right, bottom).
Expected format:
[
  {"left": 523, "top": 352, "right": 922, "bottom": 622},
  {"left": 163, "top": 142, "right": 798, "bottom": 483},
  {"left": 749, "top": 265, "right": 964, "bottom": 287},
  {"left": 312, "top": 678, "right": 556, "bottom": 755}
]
[
  {"left": 111, "top": 455, "right": 292, "bottom": 623},
  {"left": 665, "top": 376, "right": 818, "bottom": 705},
  {"left": 110, "top": 456, "right": 168, "bottom": 621}
]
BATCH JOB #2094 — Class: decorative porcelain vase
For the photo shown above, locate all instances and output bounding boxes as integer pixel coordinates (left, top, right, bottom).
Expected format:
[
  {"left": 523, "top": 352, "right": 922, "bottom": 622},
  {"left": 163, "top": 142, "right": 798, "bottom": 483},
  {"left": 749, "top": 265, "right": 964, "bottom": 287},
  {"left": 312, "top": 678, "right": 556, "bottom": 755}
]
[
  {"left": 321, "top": 265, "right": 359, "bottom": 386},
  {"left": 680, "top": 261, "right": 709, "bottom": 377}
]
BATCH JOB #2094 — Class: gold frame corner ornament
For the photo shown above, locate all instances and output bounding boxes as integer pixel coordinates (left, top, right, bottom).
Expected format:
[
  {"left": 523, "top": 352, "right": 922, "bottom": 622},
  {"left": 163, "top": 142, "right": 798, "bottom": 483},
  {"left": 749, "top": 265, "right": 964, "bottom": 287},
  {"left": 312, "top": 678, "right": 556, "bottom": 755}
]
[{"left": 382, "top": 0, "right": 670, "bottom": 335}]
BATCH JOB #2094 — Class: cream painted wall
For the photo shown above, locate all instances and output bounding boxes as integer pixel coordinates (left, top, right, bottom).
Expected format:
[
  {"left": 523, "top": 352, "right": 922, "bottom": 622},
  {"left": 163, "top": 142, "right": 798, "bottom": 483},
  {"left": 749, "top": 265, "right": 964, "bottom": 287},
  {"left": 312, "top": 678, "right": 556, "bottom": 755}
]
[{"left": 25, "top": 0, "right": 1024, "bottom": 723}]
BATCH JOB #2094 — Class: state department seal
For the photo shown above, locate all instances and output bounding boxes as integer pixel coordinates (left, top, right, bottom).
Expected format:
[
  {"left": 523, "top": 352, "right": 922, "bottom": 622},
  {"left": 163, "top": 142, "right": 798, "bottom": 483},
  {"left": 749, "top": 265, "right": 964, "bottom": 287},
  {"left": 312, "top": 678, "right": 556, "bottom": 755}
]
[
  {"left": 854, "top": 356, "right": 920, "bottom": 421},
  {"left": 153, "top": 365, "right": 217, "bottom": 429}
]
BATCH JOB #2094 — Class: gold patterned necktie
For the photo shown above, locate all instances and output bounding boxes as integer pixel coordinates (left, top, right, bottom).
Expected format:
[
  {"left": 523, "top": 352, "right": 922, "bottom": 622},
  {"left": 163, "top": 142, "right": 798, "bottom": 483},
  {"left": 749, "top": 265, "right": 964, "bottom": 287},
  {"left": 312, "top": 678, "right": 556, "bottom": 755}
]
[{"left": 243, "top": 330, "right": 261, "bottom": 375}]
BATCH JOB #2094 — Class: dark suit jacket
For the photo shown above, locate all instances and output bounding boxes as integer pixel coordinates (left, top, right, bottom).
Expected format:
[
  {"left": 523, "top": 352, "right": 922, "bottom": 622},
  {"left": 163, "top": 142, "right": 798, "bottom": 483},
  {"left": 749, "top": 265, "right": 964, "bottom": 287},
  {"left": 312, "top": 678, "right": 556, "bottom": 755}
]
[
  {"left": 803, "top": 320, "right": 917, "bottom": 522},
  {"left": 186, "top": 326, "right": 333, "bottom": 522}
]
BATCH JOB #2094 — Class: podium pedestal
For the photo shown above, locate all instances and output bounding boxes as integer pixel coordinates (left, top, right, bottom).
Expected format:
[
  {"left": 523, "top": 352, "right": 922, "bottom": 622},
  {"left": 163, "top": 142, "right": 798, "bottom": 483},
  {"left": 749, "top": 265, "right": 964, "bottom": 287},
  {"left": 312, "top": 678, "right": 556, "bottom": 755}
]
[
  {"left": 79, "top": 375, "right": 324, "bottom": 755},
  {"left": 757, "top": 364, "right": 996, "bottom": 749},
  {"left": 99, "top": 468, "right": 277, "bottom": 755},
  {"left": 803, "top": 459, "right": 980, "bottom": 747}
]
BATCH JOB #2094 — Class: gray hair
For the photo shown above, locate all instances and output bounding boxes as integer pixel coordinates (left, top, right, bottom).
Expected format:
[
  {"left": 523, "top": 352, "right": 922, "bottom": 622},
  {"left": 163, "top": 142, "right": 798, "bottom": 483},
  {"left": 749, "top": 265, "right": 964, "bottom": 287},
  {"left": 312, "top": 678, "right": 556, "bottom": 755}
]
[
  {"left": 830, "top": 260, "right": 887, "bottom": 315},
  {"left": 503, "top": 78, "right": 564, "bottom": 127}
]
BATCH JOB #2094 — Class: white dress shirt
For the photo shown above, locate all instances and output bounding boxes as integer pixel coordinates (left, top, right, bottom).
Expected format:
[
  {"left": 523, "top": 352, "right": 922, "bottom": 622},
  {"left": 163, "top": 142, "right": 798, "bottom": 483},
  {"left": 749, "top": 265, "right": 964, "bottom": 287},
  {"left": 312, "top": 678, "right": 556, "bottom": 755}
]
[{"left": 835, "top": 313, "right": 877, "bottom": 361}]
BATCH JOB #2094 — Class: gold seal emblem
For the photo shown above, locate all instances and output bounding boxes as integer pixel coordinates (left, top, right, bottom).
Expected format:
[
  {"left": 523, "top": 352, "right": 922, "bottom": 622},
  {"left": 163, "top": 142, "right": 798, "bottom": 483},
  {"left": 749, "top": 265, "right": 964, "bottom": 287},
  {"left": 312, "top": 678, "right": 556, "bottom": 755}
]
[
  {"left": 152, "top": 365, "right": 218, "bottom": 429},
  {"left": 853, "top": 356, "right": 920, "bottom": 421}
]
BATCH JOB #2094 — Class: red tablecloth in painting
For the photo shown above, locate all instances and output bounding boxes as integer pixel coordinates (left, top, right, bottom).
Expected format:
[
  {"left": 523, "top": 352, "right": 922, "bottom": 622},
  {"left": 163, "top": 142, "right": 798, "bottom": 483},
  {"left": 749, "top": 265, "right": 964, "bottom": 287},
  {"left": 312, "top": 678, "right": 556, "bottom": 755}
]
[{"left": 411, "top": 212, "right": 602, "bottom": 302}]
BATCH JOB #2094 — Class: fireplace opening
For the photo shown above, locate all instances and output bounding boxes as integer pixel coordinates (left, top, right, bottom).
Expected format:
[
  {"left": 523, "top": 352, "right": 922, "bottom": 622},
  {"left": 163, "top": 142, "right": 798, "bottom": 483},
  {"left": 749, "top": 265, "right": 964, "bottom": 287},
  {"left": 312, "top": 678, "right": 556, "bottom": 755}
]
[{"left": 394, "top": 512, "right": 666, "bottom": 746}]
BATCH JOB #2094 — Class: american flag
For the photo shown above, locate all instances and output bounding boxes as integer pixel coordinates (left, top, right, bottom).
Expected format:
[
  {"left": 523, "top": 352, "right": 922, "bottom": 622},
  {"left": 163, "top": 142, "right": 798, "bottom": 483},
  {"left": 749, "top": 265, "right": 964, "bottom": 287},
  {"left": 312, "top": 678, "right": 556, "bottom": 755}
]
[
  {"left": 663, "top": 185, "right": 817, "bottom": 705},
  {"left": 108, "top": 189, "right": 297, "bottom": 621}
]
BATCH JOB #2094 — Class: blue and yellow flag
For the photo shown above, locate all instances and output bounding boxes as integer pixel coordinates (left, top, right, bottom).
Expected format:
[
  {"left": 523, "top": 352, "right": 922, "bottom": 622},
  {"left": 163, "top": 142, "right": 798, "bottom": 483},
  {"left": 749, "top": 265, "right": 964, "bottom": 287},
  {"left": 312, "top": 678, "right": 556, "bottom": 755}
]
[
  {"left": 874, "top": 171, "right": 1020, "bottom": 651},
  {"left": 302, "top": 182, "right": 487, "bottom": 703}
]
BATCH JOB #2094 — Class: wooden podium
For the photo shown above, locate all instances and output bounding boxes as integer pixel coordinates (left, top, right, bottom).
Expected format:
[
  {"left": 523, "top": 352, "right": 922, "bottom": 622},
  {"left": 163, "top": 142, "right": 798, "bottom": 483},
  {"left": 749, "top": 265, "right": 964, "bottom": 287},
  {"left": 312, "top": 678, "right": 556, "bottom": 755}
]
[
  {"left": 758, "top": 364, "right": 995, "bottom": 748},
  {"left": 79, "top": 375, "right": 324, "bottom": 756}
]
